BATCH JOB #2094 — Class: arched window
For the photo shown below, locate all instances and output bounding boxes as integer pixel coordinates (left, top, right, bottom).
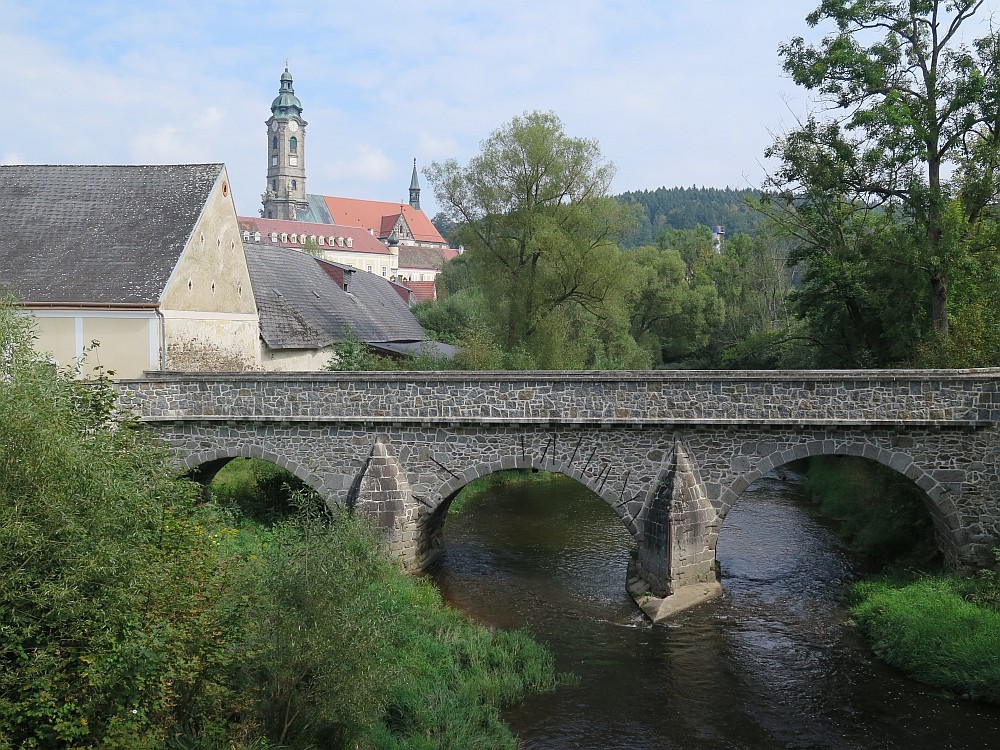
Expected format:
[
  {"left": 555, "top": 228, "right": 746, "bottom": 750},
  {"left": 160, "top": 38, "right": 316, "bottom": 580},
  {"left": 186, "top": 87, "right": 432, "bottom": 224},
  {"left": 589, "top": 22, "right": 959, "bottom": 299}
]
[
  {"left": 291, "top": 179, "right": 297, "bottom": 190},
  {"left": 272, "top": 136, "right": 278, "bottom": 150},
  {"left": 289, "top": 136, "right": 298, "bottom": 153}
]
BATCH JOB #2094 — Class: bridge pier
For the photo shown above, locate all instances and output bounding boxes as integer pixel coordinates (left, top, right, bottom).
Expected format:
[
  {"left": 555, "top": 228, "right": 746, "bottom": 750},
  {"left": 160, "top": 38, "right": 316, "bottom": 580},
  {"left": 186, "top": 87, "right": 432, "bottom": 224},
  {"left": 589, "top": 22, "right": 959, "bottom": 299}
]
[
  {"left": 351, "top": 437, "right": 422, "bottom": 572},
  {"left": 117, "top": 370, "right": 1000, "bottom": 623}
]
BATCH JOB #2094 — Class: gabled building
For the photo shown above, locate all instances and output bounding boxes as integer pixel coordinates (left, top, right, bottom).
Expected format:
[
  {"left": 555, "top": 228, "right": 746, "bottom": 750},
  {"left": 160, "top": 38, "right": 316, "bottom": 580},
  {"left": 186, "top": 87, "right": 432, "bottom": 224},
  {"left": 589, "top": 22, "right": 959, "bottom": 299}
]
[
  {"left": 257, "top": 66, "right": 460, "bottom": 292},
  {"left": 0, "top": 163, "right": 260, "bottom": 378},
  {"left": 243, "top": 242, "right": 449, "bottom": 370}
]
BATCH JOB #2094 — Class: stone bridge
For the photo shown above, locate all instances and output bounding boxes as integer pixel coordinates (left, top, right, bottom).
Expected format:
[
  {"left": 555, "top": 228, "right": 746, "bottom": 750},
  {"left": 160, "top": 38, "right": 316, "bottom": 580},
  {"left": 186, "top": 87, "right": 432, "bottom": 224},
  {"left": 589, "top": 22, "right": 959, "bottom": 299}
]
[{"left": 116, "top": 370, "right": 1000, "bottom": 612}]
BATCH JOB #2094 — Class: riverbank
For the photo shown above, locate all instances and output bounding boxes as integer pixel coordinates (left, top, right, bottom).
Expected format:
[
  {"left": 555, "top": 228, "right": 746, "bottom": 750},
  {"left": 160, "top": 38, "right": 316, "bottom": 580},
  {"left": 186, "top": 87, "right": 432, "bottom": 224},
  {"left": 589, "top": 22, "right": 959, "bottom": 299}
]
[
  {"left": 847, "top": 570, "right": 1000, "bottom": 703},
  {"left": 0, "top": 302, "right": 560, "bottom": 750},
  {"left": 801, "top": 457, "right": 1000, "bottom": 704}
]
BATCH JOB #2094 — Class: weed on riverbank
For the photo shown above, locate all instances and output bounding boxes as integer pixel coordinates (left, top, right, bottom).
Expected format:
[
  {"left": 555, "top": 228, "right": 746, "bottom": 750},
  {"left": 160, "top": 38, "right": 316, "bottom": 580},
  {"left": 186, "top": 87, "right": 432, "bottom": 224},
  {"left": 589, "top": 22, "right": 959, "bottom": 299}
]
[{"left": 847, "top": 567, "right": 1000, "bottom": 703}]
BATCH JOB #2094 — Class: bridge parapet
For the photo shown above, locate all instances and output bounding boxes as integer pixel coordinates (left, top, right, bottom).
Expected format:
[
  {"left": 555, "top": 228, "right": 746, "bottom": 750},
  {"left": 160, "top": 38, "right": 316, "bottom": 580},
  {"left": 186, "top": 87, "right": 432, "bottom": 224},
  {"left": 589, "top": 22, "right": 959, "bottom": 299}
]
[{"left": 118, "top": 369, "right": 1000, "bottom": 427}]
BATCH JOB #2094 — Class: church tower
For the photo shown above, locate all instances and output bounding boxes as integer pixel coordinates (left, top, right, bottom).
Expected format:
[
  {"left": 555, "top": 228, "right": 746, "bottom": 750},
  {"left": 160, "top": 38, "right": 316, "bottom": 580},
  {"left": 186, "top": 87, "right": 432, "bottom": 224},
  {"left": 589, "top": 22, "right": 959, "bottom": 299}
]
[
  {"left": 409, "top": 158, "right": 421, "bottom": 210},
  {"left": 261, "top": 65, "right": 308, "bottom": 220}
]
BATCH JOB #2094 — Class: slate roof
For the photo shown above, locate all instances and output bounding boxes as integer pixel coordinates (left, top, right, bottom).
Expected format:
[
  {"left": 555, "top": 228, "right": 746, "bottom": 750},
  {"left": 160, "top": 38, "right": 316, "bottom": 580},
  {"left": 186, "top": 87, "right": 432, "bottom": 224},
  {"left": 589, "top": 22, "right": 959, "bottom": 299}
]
[
  {"left": 243, "top": 242, "right": 426, "bottom": 349},
  {"left": 0, "top": 164, "right": 223, "bottom": 305},
  {"left": 398, "top": 245, "right": 450, "bottom": 270}
]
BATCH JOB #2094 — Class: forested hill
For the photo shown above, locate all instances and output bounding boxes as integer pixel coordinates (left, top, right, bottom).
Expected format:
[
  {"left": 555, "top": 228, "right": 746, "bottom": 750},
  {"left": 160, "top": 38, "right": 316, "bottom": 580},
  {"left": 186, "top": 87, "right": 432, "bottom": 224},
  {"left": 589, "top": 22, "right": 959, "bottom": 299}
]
[{"left": 615, "top": 186, "right": 762, "bottom": 247}]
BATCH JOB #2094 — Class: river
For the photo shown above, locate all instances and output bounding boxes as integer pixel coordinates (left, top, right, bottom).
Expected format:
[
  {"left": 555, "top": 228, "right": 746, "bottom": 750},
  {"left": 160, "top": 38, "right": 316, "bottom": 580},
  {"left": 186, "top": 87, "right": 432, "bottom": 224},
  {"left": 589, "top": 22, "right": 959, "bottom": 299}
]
[{"left": 429, "top": 472, "right": 999, "bottom": 749}]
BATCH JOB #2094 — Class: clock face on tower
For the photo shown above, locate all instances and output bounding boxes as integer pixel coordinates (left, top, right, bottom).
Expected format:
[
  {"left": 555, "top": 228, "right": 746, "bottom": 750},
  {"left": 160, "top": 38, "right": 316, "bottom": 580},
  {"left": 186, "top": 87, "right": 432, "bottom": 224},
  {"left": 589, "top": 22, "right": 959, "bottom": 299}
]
[
  {"left": 288, "top": 120, "right": 299, "bottom": 132},
  {"left": 270, "top": 121, "right": 278, "bottom": 132}
]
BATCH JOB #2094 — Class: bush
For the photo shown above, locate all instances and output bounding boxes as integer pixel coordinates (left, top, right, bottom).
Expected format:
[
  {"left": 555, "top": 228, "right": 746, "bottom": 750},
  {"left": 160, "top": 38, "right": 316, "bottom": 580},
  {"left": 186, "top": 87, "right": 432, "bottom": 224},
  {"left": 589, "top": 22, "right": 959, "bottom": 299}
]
[
  {"left": 0, "top": 301, "right": 558, "bottom": 748},
  {"left": 803, "top": 456, "right": 940, "bottom": 569}
]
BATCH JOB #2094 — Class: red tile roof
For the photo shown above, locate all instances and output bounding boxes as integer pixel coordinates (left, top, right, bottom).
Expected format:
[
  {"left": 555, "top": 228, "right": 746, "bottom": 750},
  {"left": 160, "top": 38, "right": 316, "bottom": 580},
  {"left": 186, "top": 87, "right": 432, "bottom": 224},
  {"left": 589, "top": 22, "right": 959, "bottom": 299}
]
[
  {"left": 403, "top": 280, "right": 438, "bottom": 303},
  {"left": 238, "top": 216, "right": 390, "bottom": 255},
  {"left": 321, "top": 196, "right": 448, "bottom": 245}
]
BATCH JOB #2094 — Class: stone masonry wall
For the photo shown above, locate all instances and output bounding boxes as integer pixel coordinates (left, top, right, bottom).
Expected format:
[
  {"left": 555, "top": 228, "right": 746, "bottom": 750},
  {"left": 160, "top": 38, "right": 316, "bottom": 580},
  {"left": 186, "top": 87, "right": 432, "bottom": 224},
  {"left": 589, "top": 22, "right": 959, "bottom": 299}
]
[{"left": 115, "top": 370, "right": 1000, "bottom": 594}]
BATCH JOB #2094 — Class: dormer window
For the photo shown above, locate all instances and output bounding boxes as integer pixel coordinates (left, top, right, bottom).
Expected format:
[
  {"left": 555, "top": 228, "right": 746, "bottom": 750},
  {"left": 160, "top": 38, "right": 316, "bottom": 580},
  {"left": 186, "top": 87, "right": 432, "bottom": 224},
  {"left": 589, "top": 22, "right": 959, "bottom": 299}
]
[
  {"left": 346, "top": 237, "right": 353, "bottom": 248},
  {"left": 270, "top": 232, "right": 278, "bottom": 242},
  {"left": 337, "top": 237, "right": 345, "bottom": 247},
  {"left": 280, "top": 233, "right": 288, "bottom": 242},
  {"left": 242, "top": 231, "right": 250, "bottom": 242},
  {"left": 254, "top": 232, "right": 261, "bottom": 242},
  {"left": 289, "top": 136, "right": 297, "bottom": 153},
  {"left": 318, "top": 236, "right": 325, "bottom": 245},
  {"left": 291, "top": 233, "right": 298, "bottom": 243}
]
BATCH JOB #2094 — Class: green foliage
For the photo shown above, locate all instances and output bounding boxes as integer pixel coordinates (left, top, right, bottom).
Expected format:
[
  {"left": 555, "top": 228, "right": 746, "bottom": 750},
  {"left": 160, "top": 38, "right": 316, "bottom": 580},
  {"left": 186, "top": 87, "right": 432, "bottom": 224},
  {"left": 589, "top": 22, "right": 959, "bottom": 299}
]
[
  {"left": 210, "top": 458, "right": 308, "bottom": 526},
  {"left": 325, "top": 333, "right": 397, "bottom": 371},
  {"left": 803, "top": 456, "right": 940, "bottom": 569},
  {"left": 0, "top": 303, "right": 240, "bottom": 747},
  {"left": 848, "top": 573, "right": 1000, "bottom": 703},
  {"left": 0, "top": 301, "right": 559, "bottom": 748},
  {"left": 449, "top": 470, "right": 561, "bottom": 514},
  {"left": 614, "top": 186, "right": 762, "bottom": 248},
  {"left": 426, "top": 111, "right": 641, "bottom": 368},
  {"left": 769, "top": 0, "right": 1000, "bottom": 355}
]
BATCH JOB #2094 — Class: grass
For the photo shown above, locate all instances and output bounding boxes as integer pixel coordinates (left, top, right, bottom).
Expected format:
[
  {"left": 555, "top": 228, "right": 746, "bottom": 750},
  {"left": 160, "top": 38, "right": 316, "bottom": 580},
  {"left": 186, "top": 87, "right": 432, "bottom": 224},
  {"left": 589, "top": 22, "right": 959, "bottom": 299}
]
[
  {"left": 847, "top": 570, "right": 1000, "bottom": 703},
  {"left": 450, "top": 469, "right": 563, "bottom": 514}
]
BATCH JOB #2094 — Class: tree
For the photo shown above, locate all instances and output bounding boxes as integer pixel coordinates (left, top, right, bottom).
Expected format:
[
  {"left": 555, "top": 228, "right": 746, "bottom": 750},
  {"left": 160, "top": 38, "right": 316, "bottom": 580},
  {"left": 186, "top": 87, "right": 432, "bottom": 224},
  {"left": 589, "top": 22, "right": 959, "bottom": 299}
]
[
  {"left": 426, "top": 111, "right": 639, "bottom": 365},
  {"left": 769, "top": 0, "right": 1000, "bottom": 337}
]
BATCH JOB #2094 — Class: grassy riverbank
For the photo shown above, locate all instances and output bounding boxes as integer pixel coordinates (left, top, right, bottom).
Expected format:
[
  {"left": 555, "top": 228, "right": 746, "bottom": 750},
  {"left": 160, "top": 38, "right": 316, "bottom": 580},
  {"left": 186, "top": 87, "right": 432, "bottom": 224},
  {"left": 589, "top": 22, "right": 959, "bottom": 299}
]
[
  {"left": 450, "top": 470, "right": 563, "bottom": 513},
  {"left": 0, "top": 304, "right": 558, "bottom": 749},
  {"left": 801, "top": 456, "right": 1000, "bottom": 703},
  {"left": 846, "top": 570, "right": 1000, "bottom": 703}
]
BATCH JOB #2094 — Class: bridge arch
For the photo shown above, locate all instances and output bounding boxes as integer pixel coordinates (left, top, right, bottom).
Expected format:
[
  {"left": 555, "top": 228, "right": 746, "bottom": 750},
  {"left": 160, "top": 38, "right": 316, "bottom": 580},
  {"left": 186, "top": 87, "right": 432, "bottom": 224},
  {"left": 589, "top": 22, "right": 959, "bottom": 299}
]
[
  {"left": 417, "top": 455, "right": 644, "bottom": 570},
  {"left": 717, "top": 440, "right": 964, "bottom": 564},
  {"left": 183, "top": 446, "right": 330, "bottom": 501}
]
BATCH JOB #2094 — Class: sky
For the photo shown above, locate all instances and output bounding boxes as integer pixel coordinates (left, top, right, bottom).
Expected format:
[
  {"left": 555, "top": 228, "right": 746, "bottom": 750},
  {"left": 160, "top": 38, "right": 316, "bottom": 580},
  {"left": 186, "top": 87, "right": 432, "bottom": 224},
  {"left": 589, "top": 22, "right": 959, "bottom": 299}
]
[{"left": 1, "top": 1, "right": 997, "bottom": 219}]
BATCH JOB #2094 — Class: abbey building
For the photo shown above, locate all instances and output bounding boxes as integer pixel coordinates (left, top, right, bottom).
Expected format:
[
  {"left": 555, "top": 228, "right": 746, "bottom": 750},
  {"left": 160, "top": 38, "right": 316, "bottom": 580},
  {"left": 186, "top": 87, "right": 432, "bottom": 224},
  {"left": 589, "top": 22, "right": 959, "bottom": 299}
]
[{"left": 243, "top": 66, "right": 458, "bottom": 301}]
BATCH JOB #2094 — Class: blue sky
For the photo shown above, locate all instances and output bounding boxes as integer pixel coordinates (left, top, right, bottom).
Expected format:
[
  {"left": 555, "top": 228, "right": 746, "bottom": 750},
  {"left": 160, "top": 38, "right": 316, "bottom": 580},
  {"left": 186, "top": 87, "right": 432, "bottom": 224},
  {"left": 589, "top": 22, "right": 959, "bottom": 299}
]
[{"left": 2, "top": 1, "right": 996, "bottom": 218}]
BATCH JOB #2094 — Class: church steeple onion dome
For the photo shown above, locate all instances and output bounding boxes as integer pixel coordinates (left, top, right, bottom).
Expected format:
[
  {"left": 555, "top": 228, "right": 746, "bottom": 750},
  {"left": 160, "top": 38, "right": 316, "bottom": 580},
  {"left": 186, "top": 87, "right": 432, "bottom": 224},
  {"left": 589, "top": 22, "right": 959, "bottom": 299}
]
[{"left": 271, "top": 65, "right": 303, "bottom": 117}]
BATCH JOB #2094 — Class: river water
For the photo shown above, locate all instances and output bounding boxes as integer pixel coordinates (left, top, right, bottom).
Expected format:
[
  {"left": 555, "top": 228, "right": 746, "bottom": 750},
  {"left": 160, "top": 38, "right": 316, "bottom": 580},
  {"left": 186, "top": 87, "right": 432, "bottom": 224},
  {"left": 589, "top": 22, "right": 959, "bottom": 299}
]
[{"left": 429, "top": 473, "right": 999, "bottom": 749}]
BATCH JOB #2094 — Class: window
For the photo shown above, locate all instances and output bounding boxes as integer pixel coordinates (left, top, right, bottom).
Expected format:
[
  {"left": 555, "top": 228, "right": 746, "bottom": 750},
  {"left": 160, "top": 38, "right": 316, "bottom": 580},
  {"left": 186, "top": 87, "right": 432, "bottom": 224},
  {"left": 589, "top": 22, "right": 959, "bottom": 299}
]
[
  {"left": 318, "top": 236, "right": 325, "bottom": 245},
  {"left": 289, "top": 136, "right": 297, "bottom": 153},
  {"left": 337, "top": 236, "right": 344, "bottom": 247},
  {"left": 272, "top": 136, "right": 278, "bottom": 150},
  {"left": 270, "top": 232, "right": 278, "bottom": 243},
  {"left": 291, "top": 179, "right": 297, "bottom": 190},
  {"left": 272, "top": 179, "right": 277, "bottom": 191},
  {"left": 382, "top": 267, "right": 387, "bottom": 277},
  {"left": 253, "top": 232, "right": 260, "bottom": 242},
  {"left": 242, "top": 231, "right": 250, "bottom": 242},
  {"left": 267, "top": 211, "right": 273, "bottom": 219},
  {"left": 309, "top": 235, "right": 316, "bottom": 244},
  {"left": 346, "top": 237, "right": 353, "bottom": 248},
  {"left": 291, "top": 234, "right": 298, "bottom": 243},
  {"left": 280, "top": 233, "right": 288, "bottom": 242},
  {"left": 366, "top": 264, "right": 373, "bottom": 273}
]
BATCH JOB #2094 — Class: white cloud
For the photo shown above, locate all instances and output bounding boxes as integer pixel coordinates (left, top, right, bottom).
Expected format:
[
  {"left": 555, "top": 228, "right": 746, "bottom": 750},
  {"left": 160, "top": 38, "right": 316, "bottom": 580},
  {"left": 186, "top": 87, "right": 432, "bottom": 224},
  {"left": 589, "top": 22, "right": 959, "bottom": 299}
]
[{"left": 1, "top": 153, "right": 25, "bottom": 166}]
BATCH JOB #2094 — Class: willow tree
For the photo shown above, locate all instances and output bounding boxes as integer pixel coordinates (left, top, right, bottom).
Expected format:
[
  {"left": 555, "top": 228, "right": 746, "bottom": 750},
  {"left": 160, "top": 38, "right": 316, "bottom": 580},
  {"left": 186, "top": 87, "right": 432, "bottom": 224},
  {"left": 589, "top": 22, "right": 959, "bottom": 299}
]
[
  {"left": 426, "top": 111, "right": 639, "bottom": 365},
  {"left": 767, "top": 0, "right": 1000, "bottom": 338}
]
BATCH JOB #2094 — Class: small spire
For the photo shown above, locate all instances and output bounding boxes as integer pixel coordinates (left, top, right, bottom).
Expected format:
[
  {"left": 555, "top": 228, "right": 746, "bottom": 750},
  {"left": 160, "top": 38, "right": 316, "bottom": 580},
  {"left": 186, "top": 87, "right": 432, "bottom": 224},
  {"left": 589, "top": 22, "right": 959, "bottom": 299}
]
[{"left": 408, "top": 160, "right": 421, "bottom": 210}]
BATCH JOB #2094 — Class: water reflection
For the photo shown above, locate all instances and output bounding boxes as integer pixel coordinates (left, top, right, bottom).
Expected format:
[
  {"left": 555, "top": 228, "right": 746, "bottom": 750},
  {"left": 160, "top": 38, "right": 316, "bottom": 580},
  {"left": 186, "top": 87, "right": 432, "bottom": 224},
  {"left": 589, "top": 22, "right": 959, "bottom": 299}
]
[{"left": 430, "top": 472, "right": 999, "bottom": 749}]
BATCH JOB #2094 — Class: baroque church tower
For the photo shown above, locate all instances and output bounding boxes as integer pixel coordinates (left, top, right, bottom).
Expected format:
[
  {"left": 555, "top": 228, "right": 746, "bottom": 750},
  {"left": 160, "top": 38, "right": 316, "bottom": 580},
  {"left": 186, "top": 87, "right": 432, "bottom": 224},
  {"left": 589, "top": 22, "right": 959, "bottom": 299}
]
[{"left": 261, "top": 65, "right": 308, "bottom": 220}]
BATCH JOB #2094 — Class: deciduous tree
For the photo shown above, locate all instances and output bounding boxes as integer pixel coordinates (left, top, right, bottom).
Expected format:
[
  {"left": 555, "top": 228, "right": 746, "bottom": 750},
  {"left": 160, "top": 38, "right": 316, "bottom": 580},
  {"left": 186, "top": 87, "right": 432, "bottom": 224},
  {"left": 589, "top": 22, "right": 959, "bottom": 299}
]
[
  {"left": 426, "top": 111, "right": 639, "bottom": 366},
  {"left": 768, "top": 0, "right": 1000, "bottom": 338}
]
